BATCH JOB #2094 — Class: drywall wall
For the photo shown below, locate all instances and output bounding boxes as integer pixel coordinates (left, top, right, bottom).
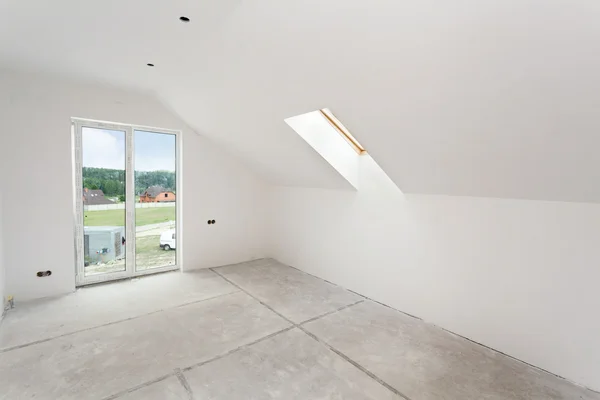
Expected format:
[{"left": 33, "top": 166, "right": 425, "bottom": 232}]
[
  {"left": 0, "top": 70, "right": 268, "bottom": 301},
  {"left": 269, "top": 155, "right": 600, "bottom": 391},
  {"left": 0, "top": 189, "right": 5, "bottom": 317}
]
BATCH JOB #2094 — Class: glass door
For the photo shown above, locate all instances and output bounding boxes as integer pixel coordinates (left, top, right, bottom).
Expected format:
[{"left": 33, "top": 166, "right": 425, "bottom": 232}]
[
  {"left": 134, "top": 130, "right": 177, "bottom": 272},
  {"left": 72, "top": 119, "right": 180, "bottom": 286}
]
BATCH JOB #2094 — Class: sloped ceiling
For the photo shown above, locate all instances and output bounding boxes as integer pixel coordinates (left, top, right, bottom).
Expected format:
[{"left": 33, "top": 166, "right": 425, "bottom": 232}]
[{"left": 2, "top": 0, "right": 600, "bottom": 201}]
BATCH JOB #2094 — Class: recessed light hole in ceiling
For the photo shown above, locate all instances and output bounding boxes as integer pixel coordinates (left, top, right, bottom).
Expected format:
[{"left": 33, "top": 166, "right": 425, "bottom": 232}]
[
  {"left": 147, "top": 63, "right": 155, "bottom": 67},
  {"left": 180, "top": 16, "right": 190, "bottom": 23}
]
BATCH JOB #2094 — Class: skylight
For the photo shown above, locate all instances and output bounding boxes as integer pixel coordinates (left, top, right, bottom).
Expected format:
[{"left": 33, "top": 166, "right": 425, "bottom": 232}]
[
  {"left": 286, "top": 108, "right": 399, "bottom": 193},
  {"left": 319, "top": 108, "right": 366, "bottom": 155},
  {"left": 285, "top": 110, "right": 361, "bottom": 189}
]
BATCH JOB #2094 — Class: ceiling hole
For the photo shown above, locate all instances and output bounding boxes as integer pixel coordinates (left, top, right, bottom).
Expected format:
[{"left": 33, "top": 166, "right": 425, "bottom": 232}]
[
  {"left": 180, "top": 16, "right": 190, "bottom": 22},
  {"left": 147, "top": 63, "right": 155, "bottom": 67}
]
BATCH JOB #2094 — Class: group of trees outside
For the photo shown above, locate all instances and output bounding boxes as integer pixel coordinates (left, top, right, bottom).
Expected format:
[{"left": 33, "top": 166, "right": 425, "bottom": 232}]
[{"left": 83, "top": 167, "right": 176, "bottom": 201}]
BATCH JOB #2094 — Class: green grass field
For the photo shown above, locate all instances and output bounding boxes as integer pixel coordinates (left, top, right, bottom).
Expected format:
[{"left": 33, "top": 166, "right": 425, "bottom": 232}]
[
  {"left": 135, "top": 235, "right": 175, "bottom": 270},
  {"left": 84, "top": 207, "right": 175, "bottom": 226}
]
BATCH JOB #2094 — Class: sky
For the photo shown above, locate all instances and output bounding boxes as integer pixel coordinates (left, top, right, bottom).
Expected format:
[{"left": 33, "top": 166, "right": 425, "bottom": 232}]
[{"left": 82, "top": 128, "right": 176, "bottom": 172}]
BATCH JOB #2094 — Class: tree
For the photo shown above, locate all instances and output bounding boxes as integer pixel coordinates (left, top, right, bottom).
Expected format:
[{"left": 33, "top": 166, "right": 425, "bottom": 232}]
[
  {"left": 83, "top": 167, "right": 175, "bottom": 195},
  {"left": 101, "top": 180, "right": 119, "bottom": 196}
]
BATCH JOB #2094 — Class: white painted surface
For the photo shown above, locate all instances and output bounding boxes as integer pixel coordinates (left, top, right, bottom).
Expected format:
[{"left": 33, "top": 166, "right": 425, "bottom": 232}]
[
  {"left": 285, "top": 111, "right": 358, "bottom": 190},
  {"left": 0, "top": 189, "right": 5, "bottom": 315},
  {"left": 0, "top": 70, "right": 268, "bottom": 301},
  {"left": 3, "top": 1, "right": 600, "bottom": 201},
  {"left": 269, "top": 155, "right": 600, "bottom": 391}
]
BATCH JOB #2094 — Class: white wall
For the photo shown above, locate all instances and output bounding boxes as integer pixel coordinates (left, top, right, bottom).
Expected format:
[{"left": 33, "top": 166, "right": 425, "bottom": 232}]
[
  {"left": 269, "top": 155, "right": 600, "bottom": 391},
  {"left": 0, "top": 70, "right": 268, "bottom": 301},
  {"left": 0, "top": 189, "right": 6, "bottom": 318}
]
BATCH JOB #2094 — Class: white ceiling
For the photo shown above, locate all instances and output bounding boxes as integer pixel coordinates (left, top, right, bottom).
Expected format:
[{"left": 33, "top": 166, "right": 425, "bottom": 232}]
[{"left": 2, "top": 0, "right": 600, "bottom": 201}]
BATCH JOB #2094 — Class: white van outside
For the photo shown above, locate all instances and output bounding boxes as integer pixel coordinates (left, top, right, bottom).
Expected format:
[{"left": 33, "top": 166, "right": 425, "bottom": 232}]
[{"left": 159, "top": 229, "right": 176, "bottom": 250}]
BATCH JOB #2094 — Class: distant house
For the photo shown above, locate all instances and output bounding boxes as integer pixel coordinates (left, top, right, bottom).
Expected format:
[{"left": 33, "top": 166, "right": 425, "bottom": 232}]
[
  {"left": 83, "top": 188, "right": 114, "bottom": 205},
  {"left": 139, "top": 186, "right": 176, "bottom": 203}
]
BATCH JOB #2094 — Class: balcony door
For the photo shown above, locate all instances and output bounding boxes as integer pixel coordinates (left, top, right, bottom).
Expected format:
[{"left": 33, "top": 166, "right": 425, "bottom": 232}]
[{"left": 72, "top": 118, "right": 181, "bottom": 286}]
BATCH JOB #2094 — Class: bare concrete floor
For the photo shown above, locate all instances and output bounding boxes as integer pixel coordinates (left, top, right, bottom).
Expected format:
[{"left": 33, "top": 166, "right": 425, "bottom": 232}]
[{"left": 0, "top": 259, "right": 598, "bottom": 400}]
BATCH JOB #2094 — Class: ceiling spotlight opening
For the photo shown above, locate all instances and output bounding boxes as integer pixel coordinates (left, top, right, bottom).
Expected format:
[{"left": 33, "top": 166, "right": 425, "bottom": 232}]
[
  {"left": 147, "top": 63, "right": 155, "bottom": 67},
  {"left": 179, "top": 16, "right": 190, "bottom": 22}
]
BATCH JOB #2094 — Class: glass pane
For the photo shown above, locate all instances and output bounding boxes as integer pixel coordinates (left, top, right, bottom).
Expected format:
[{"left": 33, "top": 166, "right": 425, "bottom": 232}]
[
  {"left": 134, "top": 130, "right": 176, "bottom": 270},
  {"left": 82, "top": 127, "right": 127, "bottom": 276}
]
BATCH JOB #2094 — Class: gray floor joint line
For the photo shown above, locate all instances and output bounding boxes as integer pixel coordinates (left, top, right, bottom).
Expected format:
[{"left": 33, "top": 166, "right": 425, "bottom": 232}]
[
  {"left": 298, "top": 299, "right": 365, "bottom": 326},
  {"left": 209, "top": 267, "right": 407, "bottom": 399},
  {"left": 0, "top": 290, "right": 240, "bottom": 354},
  {"left": 182, "top": 325, "right": 296, "bottom": 372},
  {"left": 102, "top": 326, "right": 296, "bottom": 400},
  {"left": 210, "top": 268, "right": 296, "bottom": 325},
  {"left": 299, "top": 326, "right": 412, "bottom": 400},
  {"left": 174, "top": 368, "right": 195, "bottom": 400},
  {"left": 102, "top": 373, "right": 174, "bottom": 400}
]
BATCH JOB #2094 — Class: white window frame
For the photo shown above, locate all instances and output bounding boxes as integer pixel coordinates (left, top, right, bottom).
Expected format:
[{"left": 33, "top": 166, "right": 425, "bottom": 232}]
[{"left": 71, "top": 118, "right": 183, "bottom": 286}]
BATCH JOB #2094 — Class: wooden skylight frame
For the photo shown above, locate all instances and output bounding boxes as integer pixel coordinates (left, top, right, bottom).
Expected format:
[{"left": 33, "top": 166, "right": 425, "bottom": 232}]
[{"left": 319, "top": 108, "right": 366, "bottom": 155}]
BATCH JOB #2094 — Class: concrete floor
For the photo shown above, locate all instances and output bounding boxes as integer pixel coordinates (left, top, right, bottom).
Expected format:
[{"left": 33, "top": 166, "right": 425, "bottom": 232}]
[{"left": 0, "top": 259, "right": 598, "bottom": 400}]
